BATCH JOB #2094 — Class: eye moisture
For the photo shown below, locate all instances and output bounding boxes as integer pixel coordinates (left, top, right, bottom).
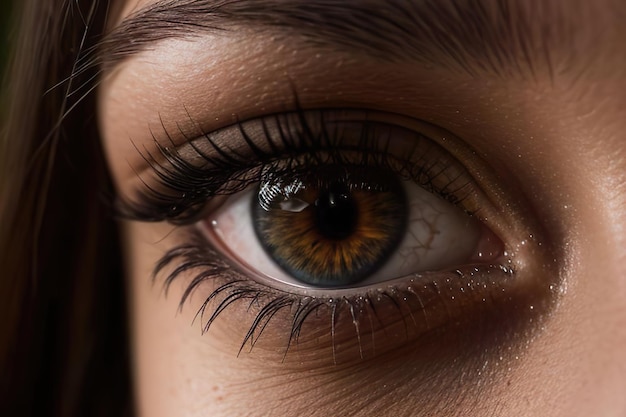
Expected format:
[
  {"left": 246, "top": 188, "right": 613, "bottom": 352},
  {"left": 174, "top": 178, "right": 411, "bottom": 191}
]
[{"left": 253, "top": 165, "right": 408, "bottom": 286}]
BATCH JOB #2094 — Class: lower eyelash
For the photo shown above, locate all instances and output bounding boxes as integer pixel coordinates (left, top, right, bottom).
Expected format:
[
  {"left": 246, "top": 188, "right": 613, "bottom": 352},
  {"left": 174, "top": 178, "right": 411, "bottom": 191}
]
[{"left": 156, "top": 227, "right": 518, "bottom": 363}]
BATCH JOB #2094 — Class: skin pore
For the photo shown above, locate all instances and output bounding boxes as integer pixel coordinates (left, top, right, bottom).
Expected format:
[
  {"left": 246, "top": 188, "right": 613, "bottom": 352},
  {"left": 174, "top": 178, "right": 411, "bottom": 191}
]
[{"left": 98, "top": 1, "right": 626, "bottom": 416}]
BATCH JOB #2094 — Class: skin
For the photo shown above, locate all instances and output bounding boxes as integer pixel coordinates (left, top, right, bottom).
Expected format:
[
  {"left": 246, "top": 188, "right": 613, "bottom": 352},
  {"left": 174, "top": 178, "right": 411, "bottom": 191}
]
[{"left": 99, "top": 1, "right": 626, "bottom": 416}]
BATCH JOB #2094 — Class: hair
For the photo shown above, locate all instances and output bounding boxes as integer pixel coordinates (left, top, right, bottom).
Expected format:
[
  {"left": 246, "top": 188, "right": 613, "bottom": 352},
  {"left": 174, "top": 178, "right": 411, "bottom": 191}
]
[{"left": 0, "top": 1, "right": 131, "bottom": 416}]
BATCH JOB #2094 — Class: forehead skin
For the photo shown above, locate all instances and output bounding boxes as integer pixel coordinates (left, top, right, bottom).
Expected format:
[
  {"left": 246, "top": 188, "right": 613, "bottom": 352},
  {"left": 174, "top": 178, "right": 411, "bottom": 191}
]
[{"left": 98, "top": 1, "right": 626, "bottom": 416}]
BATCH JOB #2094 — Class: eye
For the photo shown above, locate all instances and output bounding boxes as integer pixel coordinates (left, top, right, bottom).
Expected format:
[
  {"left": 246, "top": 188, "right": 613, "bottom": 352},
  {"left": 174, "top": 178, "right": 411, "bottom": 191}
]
[
  {"left": 124, "top": 108, "right": 548, "bottom": 364},
  {"left": 207, "top": 163, "right": 502, "bottom": 289}
]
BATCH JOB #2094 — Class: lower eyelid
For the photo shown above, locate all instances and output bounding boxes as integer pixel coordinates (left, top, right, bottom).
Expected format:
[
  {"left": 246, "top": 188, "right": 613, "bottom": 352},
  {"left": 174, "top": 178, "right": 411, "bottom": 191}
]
[{"left": 156, "top": 225, "right": 550, "bottom": 368}]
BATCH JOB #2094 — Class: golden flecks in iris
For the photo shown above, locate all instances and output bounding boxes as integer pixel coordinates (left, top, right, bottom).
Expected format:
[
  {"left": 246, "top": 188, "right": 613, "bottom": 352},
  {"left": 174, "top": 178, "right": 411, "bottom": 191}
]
[{"left": 254, "top": 183, "right": 407, "bottom": 286}]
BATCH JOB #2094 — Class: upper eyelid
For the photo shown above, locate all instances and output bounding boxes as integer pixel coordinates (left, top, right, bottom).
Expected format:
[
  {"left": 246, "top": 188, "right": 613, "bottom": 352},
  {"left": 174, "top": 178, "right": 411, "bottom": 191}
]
[
  {"left": 139, "top": 107, "right": 456, "bottom": 169},
  {"left": 120, "top": 108, "right": 450, "bottom": 197},
  {"left": 118, "top": 108, "right": 508, "bottom": 237}
]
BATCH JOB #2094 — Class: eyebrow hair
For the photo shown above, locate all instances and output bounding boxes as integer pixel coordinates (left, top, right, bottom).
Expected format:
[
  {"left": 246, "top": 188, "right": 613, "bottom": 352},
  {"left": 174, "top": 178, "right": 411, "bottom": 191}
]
[{"left": 96, "top": 0, "right": 577, "bottom": 79}]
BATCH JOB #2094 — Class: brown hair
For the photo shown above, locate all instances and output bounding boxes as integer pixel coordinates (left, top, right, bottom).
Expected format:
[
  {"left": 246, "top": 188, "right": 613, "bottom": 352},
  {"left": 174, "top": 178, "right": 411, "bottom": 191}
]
[{"left": 0, "top": 1, "right": 131, "bottom": 415}]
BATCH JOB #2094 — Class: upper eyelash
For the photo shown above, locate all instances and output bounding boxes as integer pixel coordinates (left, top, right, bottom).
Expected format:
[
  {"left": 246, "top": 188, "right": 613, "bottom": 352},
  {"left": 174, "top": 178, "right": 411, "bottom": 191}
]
[
  {"left": 116, "top": 107, "right": 468, "bottom": 224},
  {"left": 120, "top": 109, "right": 357, "bottom": 222}
]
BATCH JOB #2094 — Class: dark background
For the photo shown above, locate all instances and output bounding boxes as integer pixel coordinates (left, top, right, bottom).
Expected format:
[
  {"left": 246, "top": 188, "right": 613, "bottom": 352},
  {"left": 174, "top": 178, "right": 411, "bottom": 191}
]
[
  {"left": 1, "top": 1, "right": 13, "bottom": 119},
  {"left": 1, "top": 1, "right": 13, "bottom": 75}
]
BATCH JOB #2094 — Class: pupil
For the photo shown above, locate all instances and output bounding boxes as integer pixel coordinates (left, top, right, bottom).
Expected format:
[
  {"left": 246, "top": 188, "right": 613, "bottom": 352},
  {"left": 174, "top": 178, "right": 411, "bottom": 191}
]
[{"left": 314, "top": 182, "right": 358, "bottom": 240}]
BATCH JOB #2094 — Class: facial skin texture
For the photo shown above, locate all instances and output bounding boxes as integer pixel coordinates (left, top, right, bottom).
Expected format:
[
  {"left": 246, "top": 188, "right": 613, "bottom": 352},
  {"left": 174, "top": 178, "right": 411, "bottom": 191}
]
[{"left": 98, "top": 1, "right": 626, "bottom": 416}]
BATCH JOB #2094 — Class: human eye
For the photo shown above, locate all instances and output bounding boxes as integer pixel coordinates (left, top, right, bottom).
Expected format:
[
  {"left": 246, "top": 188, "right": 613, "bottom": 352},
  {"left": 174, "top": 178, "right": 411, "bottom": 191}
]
[{"left": 120, "top": 106, "right": 550, "bottom": 365}]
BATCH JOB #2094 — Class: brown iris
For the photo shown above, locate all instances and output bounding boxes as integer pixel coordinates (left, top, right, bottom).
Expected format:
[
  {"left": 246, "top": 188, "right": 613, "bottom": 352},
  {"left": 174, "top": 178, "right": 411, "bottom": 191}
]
[{"left": 253, "top": 167, "right": 407, "bottom": 286}]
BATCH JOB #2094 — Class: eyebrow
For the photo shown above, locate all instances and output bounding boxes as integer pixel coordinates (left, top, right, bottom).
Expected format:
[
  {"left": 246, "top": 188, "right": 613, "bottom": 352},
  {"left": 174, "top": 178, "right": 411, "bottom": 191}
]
[{"left": 97, "top": 0, "right": 576, "bottom": 79}]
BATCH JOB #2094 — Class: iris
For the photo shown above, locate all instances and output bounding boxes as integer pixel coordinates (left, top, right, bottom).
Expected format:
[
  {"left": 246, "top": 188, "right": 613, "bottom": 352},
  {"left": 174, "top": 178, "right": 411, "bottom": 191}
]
[{"left": 253, "top": 166, "right": 407, "bottom": 287}]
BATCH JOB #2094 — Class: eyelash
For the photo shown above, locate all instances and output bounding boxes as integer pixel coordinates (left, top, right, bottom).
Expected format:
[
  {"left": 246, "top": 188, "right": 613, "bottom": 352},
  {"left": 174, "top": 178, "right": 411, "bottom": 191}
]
[
  {"left": 120, "top": 107, "right": 517, "bottom": 361},
  {"left": 121, "top": 108, "right": 475, "bottom": 223},
  {"left": 154, "top": 229, "right": 513, "bottom": 360}
]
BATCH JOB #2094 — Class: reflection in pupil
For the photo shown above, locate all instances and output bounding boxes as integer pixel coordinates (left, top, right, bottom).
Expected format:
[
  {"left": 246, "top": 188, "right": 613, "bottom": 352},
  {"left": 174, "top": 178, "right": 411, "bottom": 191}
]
[{"left": 314, "top": 183, "right": 358, "bottom": 240}]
